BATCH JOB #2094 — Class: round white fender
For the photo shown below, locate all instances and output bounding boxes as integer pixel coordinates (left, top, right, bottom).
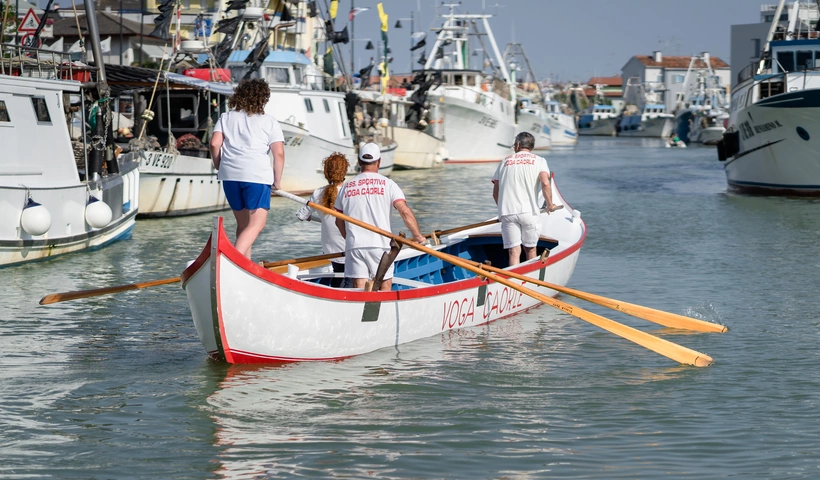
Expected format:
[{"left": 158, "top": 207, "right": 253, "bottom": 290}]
[
  {"left": 86, "top": 197, "right": 113, "bottom": 228},
  {"left": 20, "top": 199, "right": 52, "bottom": 236}
]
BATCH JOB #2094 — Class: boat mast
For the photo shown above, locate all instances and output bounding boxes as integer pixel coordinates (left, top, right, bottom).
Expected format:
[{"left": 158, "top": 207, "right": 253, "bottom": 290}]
[
  {"left": 83, "top": 0, "right": 109, "bottom": 95},
  {"left": 423, "top": 4, "right": 510, "bottom": 83},
  {"left": 758, "top": 0, "right": 787, "bottom": 74}
]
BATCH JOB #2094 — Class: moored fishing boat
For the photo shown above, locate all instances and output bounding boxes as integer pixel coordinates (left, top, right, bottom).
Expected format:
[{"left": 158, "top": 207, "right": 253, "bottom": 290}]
[
  {"left": 0, "top": 5, "right": 139, "bottom": 266},
  {"left": 181, "top": 179, "right": 585, "bottom": 363},
  {"left": 717, "top": 0, "right": 820, "bottom": 195},
  {"left": 110, "top": 65, "right": 234, "bottom": 217},
  {"left": 422, "top": 4, "right": 516, "bottom": 163}
]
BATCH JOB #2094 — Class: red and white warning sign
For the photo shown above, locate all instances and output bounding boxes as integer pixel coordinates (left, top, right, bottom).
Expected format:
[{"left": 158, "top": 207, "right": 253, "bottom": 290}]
[
  {"left": 20, "top": 33, "right": 42, "bottom": 48},
  {"left": 17, "top": 8, "right": 40, "bottom": 32}
]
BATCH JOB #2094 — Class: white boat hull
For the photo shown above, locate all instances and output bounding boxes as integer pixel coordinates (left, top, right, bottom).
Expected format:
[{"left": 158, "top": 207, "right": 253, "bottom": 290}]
[
  {"left": 723, "top": 89, "right": 820, "bottom": 195},
  {"left": 182, "top": 182, "right": 585, "bottom": 363},
  {"left": 517, "top": 110, "right": 552, "bottom": 151},
  {"left": 440, "top": 95, "right": 516, "bottom": 163},
  {"left": 548, "top": 114, "right": 578, "bottom": 145},
  {"left": 392, "top": 127, "right": 445, "bottom": 169},
  {"left": 577, "top": 117, "right": 618, "bottom": 136},
  {"left": 0, "top": 162, "right": 140, "bottom": 266},
  {"left": 693, "top": 126, "right": 726, "bottom": 145},
  {"left": 134, "top": 150, "right": 229, "bottom": 217},
  {"left": 280, "top": 122, "right": 358, "bottom": 195},
  {"left": 619, "top": 116, "right": 674, "bottom": 138}
]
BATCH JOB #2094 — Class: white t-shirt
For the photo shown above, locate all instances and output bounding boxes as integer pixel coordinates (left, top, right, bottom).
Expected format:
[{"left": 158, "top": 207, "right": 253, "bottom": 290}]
[
  {"left": 334, "top": 172, "right": 406, "bottom": 250},
  {"left": 491, "top": 151, "right": 550, "bottom": 216},
  {"left": 296, "top": 185, "right": 346, "bottom": 263},
  {"left": 213, "top": 110, "right": 285, "bottom": 184}
]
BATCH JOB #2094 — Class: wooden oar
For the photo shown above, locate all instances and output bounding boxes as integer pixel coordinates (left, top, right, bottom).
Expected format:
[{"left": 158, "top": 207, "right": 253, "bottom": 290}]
[
  {"left": 274, "top": 190, "right": 714, "bottom": 367},
  {"left": 455, "top": 257, "right": 727, "bottom": 333},
  {"left": 38, "top": 251, "right": 346, "bottom": 305}
]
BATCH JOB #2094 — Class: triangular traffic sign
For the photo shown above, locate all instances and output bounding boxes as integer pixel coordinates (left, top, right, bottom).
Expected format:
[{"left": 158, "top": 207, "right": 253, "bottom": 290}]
[{"left": 17, "top": 8, "right": 40, "bottom": 33}]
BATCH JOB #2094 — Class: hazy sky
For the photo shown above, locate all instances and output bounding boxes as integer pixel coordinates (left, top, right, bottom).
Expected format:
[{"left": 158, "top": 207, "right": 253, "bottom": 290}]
[{"left": 330, "top": 0, "right": 763, "bottom": 81}]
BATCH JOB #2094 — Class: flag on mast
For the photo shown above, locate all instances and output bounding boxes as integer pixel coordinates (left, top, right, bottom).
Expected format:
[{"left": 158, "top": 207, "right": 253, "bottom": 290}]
[
  {"left": 349, "top": 7, "right": 368, "bottom": 21},
  {"left": 377, "top": 3, "right": 389, "bottom": 93}
]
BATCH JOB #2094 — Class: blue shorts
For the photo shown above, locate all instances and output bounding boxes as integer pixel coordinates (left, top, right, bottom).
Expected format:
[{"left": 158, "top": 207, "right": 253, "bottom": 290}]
[{"left": 222, "top": 181, "right": 271, "bottom": 211}]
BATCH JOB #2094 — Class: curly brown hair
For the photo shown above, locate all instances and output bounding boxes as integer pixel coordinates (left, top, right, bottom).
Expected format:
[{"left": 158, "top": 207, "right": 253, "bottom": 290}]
[
  {"left": 319, "top": 152, "right": 350, "bottom": 208},
  {"left": 228, "top": 79, "right": 270, "bottom": 115}
]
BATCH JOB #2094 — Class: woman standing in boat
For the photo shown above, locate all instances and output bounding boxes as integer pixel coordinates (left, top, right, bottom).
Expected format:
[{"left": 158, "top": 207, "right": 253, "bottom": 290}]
[
  {"left": 210, "top": 79, "right": 285, "bottom": 260},
  {"left": 296, "top": 153, "right": 350, "bottom": 287}
]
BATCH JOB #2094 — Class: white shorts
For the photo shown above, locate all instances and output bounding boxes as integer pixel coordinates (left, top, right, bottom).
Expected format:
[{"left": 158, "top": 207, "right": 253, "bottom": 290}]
[
  {"left": 345, "top": 247, "right": 393, "bottom": 280},
  {"left": 500, "top": 213, "right": 541, "bottom": 249}
]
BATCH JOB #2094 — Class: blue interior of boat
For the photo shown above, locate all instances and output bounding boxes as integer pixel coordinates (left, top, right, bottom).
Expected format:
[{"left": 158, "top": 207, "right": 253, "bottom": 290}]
[{"left": 306, "top": 235, "right": 558, "bottom": 290}]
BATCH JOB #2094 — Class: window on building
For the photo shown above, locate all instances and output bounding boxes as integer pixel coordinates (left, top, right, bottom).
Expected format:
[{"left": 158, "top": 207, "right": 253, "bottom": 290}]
[
  {"left": 0, "top": 100, "right": 9, "bottom": 122},
  {"left": 31, "top": 97, "right": 51, "bottom": 123},
  {"left": 323, "top": 98, "right": 330, "bottom": 113},
  {"left": 673, "top": 74, "right": 685, "bottom": 83},
  {"left": 797, "top": 50, "right": 813, "bottom": 70},
  {"left": 305, "top": 99, "right": 313, "bottom": 112},
  {"left": 777, "top": 50, "right": 795, "bottom": 72}
]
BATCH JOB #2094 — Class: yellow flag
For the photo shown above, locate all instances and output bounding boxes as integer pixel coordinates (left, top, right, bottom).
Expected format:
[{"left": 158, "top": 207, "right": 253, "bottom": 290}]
[
  {"left": 380, "top": 61, "right": 389, "bottom": 93},
  {"left": 377, "top": 2, "right": 388, "bottom": 32},
  {"left": 329, "top": 0, "right": 338, "bottom": 19}
]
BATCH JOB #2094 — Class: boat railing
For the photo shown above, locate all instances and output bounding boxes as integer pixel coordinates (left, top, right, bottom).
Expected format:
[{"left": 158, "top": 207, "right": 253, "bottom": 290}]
[{"left": 0, "top": 43, "right": 95, "bottom": 82}]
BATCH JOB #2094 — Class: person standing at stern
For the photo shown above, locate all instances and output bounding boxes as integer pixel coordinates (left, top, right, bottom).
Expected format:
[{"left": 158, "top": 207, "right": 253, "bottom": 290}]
[
  {"left": 210, "top": 79, "right": 285, "bottom": 260},
  {"left": 335, "top": 143, "right": 426, "bottom": 291},
  {"left": 492, "top": 132, "right": 559, "bottom": 267}
]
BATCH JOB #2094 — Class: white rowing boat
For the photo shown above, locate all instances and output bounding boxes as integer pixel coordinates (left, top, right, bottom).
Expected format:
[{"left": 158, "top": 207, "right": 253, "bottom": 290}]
[{"left": 181, "top": 181, "right": 585, "bottom": 363}]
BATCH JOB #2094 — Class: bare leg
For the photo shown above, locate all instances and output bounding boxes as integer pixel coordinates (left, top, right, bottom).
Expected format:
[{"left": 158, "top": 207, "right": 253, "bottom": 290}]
[
  {"left": 233, "top": 209, "right": 249, "bottom": 242},
  {"left": 524, "top": 246, "right": 537, "bottom": 261},
  {"left": 508, "top": 245, "right": 522, "bottom": 267},
  {"left": 234, "top": 208, "right": 268, "bottom": 259},
  {"left": 352, "top": 278, "right": 368, "bottom": 289},
  {"left": 379, "top": 278, "right": 392, "bottom": 292}
]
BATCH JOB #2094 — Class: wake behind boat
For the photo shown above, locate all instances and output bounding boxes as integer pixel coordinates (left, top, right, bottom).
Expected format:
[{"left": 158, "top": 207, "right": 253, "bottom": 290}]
[{"left": 181, "top": 179, "right": 585, "bottom": 363}]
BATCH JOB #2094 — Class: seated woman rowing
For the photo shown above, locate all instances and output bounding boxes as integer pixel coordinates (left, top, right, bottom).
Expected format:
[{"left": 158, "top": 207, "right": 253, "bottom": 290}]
[{"left": 296, "top": 152, "right": 350, "bottom": 287}]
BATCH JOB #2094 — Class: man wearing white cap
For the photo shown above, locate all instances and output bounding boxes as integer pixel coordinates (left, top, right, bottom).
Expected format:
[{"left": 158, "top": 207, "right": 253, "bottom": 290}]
[{"left": 335, "top": 142, "right": 426, "bottom": 291}]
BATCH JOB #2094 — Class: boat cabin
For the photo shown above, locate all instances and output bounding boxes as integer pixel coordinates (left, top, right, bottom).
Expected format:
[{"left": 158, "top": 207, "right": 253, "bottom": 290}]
[
  {"left": 107, "top": 65, "right": 233, "bottom": 155},
  {"left": 642, "top": 104, "right": 668, "bottom": 117},
  {"left": 224, "top": 50, "right": 326, "bottom": 91},
  {"left": 770, "top": 39, "right": 820, "bottom": 74}
]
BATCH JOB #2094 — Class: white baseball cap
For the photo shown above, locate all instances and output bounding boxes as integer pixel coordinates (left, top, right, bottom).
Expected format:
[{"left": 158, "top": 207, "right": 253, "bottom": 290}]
[{"left": 358, "top": 142, "right": 381, "bottom": 163}]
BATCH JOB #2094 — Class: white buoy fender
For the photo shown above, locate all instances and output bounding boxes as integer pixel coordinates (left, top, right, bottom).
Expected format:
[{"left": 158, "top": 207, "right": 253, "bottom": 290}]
[
  {"left": 20, "top": 198, "right": 52, "bottom": 236},
  {"left": 86, "top": 197, "right": 113, "bottom": 228}
]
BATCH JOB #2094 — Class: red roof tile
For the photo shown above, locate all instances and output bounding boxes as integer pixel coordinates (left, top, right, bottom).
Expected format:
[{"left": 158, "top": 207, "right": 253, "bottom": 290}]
[
  {"left": 587, "top": 76, "right": 622, "bottom": 87},
  {"left": 633, "top": 55, "right": 729, "bottom": 69},
  {"left": 583, "top": 88, "right": 622, "bottom": 98}
]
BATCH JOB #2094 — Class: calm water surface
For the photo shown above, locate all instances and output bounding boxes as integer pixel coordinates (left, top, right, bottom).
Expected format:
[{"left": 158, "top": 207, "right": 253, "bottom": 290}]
[{"left": 2, "top": 138, "right": 820, "bottom": 478}]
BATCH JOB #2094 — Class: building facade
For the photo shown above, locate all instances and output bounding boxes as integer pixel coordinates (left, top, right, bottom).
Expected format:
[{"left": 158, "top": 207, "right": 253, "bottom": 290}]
[{"left": 621, "top": 51, "right": 730, "bottom": 111}]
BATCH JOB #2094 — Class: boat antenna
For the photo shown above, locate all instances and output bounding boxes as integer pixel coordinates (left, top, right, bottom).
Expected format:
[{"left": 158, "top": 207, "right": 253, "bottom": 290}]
[{"left": 758, "top": 0, "right": 786, "bottom": 74}]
